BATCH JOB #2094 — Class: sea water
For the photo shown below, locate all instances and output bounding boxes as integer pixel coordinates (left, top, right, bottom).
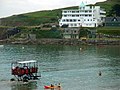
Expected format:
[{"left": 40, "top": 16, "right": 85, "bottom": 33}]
[{"left": 0, "top": 45, "right": 120, "bottom": 90}]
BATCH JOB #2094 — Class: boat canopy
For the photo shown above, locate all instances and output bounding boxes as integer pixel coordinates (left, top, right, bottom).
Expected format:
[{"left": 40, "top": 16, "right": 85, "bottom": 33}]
[{"left": 17, "top": 60, "right": 37, "bottom": 64}]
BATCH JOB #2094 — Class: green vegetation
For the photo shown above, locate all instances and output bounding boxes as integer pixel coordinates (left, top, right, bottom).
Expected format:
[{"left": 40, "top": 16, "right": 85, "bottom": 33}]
[
  {"left": 31, "top": 28, "right": 62, "bottom": 38},
  {"left": 79, "top": 28, "right": 88, "bottom": 38},
  {"left": 0, "top": 26, "right": 11, "bottom": 39},
  {"left": 95, "top": 0, "right": 120, "bottom": 16},
  {"left": 0, "top": 8, "right": 64, "bottom": 26},
  {"left": 97, "top": 27, "right": 120, "bottom": 35},
  {"left": 109, "top": 4, "right": 120, "bottom": 16},
  {"left": 0, "top": 27, "right": 7, "bottom": 36},
  {"left": 1, "top": 0, "right": 120, "bottom": 26},
  {"left": 14, "top": 27, "right": 62, "bottom": 39}
]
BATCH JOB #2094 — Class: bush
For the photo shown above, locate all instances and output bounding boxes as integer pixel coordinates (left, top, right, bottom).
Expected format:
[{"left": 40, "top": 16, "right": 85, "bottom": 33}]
[{"left": 36, "top": 30, "right": 62, "bottom": 38}]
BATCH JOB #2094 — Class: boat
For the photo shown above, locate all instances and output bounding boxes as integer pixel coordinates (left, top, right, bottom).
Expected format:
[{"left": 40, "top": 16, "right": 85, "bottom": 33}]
[
  {"left": 44, "top": 85, "right": 56, "bottom": 89},
  {"left": 44, "top": 83, "right": 61, "bottom": 89},
  {"left": 11, "top": 60, "right": 41, "bottom": 82}
]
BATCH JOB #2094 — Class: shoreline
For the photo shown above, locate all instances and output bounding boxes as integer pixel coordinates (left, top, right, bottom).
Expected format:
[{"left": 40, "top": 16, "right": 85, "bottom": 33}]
[{"left": 0, "top": 39, "right": 120, "bottom": 45}]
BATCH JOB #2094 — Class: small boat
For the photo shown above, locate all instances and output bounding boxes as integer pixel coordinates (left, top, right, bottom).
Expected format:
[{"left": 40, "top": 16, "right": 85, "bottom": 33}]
[
  {"left": 44, "top": 83, "right": 61, "bottom": 89},
  {"left": 44, "top": 85, "right": 56, "bottom": 89}
]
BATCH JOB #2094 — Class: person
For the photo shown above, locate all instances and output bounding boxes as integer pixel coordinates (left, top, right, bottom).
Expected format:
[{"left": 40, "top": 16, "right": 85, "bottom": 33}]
[
  {"left": 51, "top": 84, "right": 54, "bottom": 90},
  {"left": 57, "top": 83, "right": 61, "bottom": 90},
  {"left": 99, "top": 71, "right": 102, "bottom": 76},
  {"left": 58, "top": 83, "right": 61, "bottom": 88},
  {"left": 12, "top": 65, "right": 16, "bottom": 70}
]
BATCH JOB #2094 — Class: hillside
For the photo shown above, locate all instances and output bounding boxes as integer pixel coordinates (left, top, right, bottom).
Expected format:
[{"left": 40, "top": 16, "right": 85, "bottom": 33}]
[
  {"left": 95, "top": 0, "right": 120, "bottom": 16},
  {"left": 0, "top": 0, "right": 120, "bottom": 26}
]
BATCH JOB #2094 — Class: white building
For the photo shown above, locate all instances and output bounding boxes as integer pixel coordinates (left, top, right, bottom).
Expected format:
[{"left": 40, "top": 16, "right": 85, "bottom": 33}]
[{"left": 59, "top": 2, "right": 106, "bottom": 27}]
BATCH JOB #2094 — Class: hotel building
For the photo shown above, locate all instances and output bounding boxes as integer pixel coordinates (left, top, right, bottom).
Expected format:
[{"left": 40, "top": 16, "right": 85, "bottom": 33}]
[{"left": 59, "top": 2, "right": 106, "bottom": 27}]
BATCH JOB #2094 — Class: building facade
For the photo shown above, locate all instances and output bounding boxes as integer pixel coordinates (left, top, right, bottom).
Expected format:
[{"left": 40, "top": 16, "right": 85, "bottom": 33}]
[
  {"left": 59, "top": 2, "right": 106, "bottom": 27},
  {"left": 62, "top": 28, "right": 80, "bottom": 39}
]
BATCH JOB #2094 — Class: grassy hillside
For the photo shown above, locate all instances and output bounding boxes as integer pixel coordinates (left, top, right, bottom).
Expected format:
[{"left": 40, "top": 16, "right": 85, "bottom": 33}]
[
  {"left": 1, "top": 10, "right": 61, "bottom": 26},
  {"left": 0, "top": 6, "right": 78, "bottom": 26},
  {"left": 0, "top": 0, "right": 120, "bottom": 26},
  {"left": 95, "top": 0, "right": 120, "bottom": 16}
]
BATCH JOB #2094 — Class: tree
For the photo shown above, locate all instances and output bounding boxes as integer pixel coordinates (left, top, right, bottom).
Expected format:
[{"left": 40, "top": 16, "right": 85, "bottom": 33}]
[{"left": 109, "top": 4, "right": 120, "bottom": 16}]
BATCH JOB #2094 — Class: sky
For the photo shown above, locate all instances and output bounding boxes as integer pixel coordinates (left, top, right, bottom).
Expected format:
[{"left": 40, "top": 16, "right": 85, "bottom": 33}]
[{"left": 0, "top": 0, "right": 106, "bottom": 18}]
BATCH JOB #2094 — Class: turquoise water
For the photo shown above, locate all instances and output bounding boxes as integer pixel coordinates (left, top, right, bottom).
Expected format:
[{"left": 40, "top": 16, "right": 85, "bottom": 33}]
[{"left": 0, "top": 45, "right": 120, "bottom": 90}]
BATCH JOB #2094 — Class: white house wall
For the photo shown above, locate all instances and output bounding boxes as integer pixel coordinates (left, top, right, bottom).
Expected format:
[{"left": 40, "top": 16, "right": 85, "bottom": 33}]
[{"left": 59, "top": 5, "right": 106, "bottom": 27}]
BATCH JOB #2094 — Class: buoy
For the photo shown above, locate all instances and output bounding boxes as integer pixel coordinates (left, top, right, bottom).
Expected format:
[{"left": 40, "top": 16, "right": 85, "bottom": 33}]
[
  {"left": 22, "top": 47, "right": 24, "bottom": 49},
  {"left": 80, "top": 48, "right": 82, "bottom": 51}
]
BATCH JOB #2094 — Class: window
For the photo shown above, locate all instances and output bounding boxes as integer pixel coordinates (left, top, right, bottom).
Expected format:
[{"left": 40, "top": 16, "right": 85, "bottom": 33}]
[
  {"left": 68, "top": 15, "right": 71, "bottom": 17},
  {"left": 71, "top": 24, "right": 73, "bottom": 26},
  {"left": 72, "top": 11, "right": 75, "bottom": 13},
  {"left": 64, "top": 11, "right": 67, "bottom": 13},
  {"left": 80, "top": 10, "right": 84, "bottom": 12},
  {"left": 82, "top": 15, "right": 84, "bottom": 16},
  {"left": 89, "top": 15, "right": 92, "bottom": 17},
  {"left": 62, "top": 19, "right": 65, "bottom": 22},
  {"left": 73, "top": 19, "right": 76, "bottom": 22},
  {"left": 85, "top": 11, "right": 88, "bottom": 13},
  {"left": 66, "top": 19, "right": 69, "bottom": 22},
  {"left": 64, "top": 15, "right": 67, "bottom": 17},
  {"left": 67, "top": 11, "right": 70, "bottom": 13},
  {"left": 89, "top": 10, "right": 92, "bottom": 12},
  {"left": 72, "top": 15, "right": 75, "bottom": 17},
  {"left": 74, "top": 31, "right": 76, "bottom": 33},
  {"left": 70, "top": 19, "right": 72, "bottom": 22},
  {"left": 74, "top": 24, "right": 77, "bottom": 26}
]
